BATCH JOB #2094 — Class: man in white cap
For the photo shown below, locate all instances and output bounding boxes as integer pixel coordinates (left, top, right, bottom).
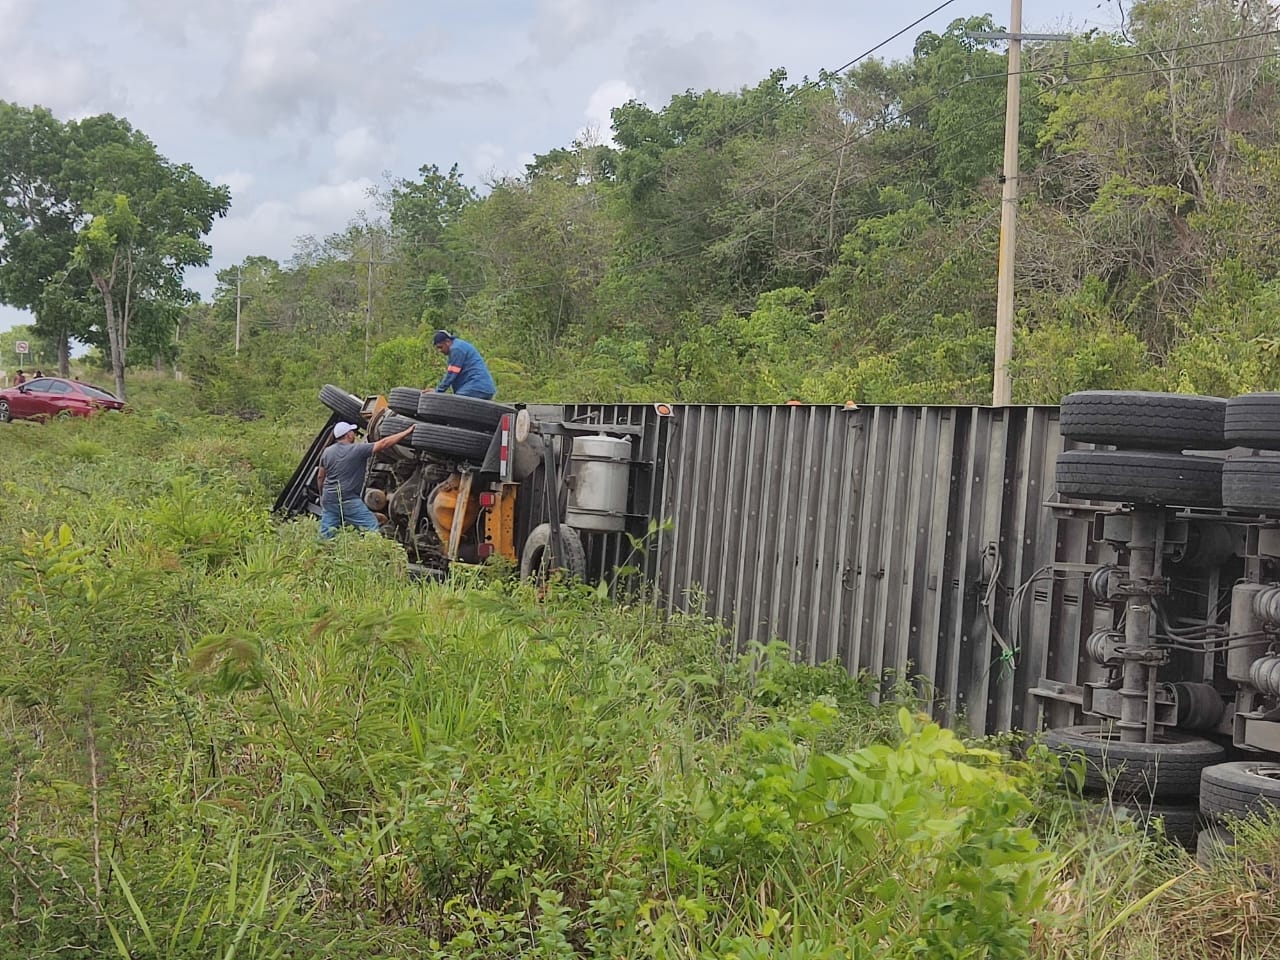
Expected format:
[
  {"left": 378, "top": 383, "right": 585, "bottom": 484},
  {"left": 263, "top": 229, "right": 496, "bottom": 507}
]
[{"left": 316, "top": 419, "right": 414, "bottom": 539}]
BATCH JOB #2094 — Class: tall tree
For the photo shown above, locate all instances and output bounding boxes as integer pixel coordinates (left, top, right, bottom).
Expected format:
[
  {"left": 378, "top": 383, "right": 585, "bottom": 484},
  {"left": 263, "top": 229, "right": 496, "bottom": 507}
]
[
  {"left": 66, "top": 116, "right": 229, "bottom": 398},
  {"left": 0, "top": 102, "right": 93, "bottom": 375}
]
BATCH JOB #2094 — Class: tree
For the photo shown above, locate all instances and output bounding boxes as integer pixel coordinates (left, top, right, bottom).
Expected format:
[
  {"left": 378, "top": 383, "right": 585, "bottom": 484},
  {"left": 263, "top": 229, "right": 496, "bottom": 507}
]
[
  {"left": 0, "top": 102, "right": 94, "bottom": 375},
  {"left": 66, "top": 116, "right": 229, "bottom": 399}
]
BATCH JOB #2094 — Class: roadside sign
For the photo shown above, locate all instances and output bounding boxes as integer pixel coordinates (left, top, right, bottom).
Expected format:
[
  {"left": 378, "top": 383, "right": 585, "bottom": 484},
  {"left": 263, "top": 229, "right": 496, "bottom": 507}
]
[{"left": 15, "top": 340, "right": 28, "bottom": 355}]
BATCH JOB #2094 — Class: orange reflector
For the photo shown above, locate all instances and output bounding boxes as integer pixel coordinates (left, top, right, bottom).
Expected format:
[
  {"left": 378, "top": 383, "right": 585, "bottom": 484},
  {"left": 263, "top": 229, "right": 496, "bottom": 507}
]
[{"left": 653, "top": 402, "right": 673, "bottom": 416}]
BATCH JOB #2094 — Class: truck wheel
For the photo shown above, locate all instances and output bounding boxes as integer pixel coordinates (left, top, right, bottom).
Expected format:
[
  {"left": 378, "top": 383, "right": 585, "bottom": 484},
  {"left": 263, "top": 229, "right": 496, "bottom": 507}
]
[
  {"left": 319, "top": 384, "right": 363, "bottom": 422},
  {"left": 379, "top": 414, "right": 419, "bottom": 439},
  {"left": 1199, "top": 761, "right": 1280, "bottom": 821},
  {"left": 1195, "top": 823, "right": 1236, "bottom": 868},
  {"left": 387, "top": 386, "right": 425, "bottom": 417},
  {"left": 409, "top": 423, "right": 493, "bottom": 461},
  {"left": 416, "top": 393, "right": 515, "bottom": 432},
  {"left": 1225, "top": 393, "right": 1280, "bottom": 449},
  {"left": 1102, "top": 800, "right": 1201, "bottom": 848},
  {"left": 1055, "top": 450, "right": 1223, "bottom": 507},
  {"left": 1044, "top": 725, "right": 1224, "bottom": 799},
  {"left": 1060, "top": 391, "right": 1228, "bottom": 449},
  {"left": 1221, "top": 456, "right": 1280, "bottom": 512},
  {"left": 520, "top": 523, "right": 587, "bottom": 581}
]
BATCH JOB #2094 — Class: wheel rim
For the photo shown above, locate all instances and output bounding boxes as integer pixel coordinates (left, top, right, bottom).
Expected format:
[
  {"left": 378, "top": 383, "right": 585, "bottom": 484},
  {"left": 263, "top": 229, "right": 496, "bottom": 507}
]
[
  {"left": 1242, "top": 764, "right": 1280, "bottom": 783},
  {"left": 1076, "top": 727, "right": 1182, "bottom": 746},
  {"left": 0, "top": 400, "right": 9, "bottom": 421}
]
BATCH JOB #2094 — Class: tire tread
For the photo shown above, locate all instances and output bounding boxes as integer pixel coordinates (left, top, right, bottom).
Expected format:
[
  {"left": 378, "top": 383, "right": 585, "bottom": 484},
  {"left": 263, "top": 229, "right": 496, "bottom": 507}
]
[
  {"left": 1060, "top": 391, "right": 1227, "bottom": 449},
  {"left": 1055, "top": 450, "right": 1223, "bottom": 507},
  {"left": 1044, "top": 724, "right": 1224, "bottom": 799}
]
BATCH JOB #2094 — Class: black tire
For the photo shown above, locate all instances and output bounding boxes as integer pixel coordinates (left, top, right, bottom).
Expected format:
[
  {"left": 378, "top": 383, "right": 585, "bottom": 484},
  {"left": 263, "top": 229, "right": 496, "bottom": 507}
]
[
  {"left": 520, "top": 523, "right": 587, "bottom": 581},
  {"left": 1199, "top": 761, "right": 1280, "bottom": 821},
  {"left": 1222, "top": 456, "right": 1280, "bottom": 513},
  {"left": 417, "top": 393, "right": 515, "bottom": 431},
  {"left": 387, "top": 386, "right": 425, "bottom": 417},
  {"left": 1225, "top": 393, "right": 1280, "bottom": 449},
  {"left": 379, "top": 414, "right": 419, "bottom": 439},
  {"left": 1044, "top": 724, "right": 1225, "bottom": 800},
  {"left": 1101, "top": 800, "right": 1201, "bottom": 848},
  {"left": 319, "top": 384, "right": 363, "bottom": 422},
  {"left": 1055, "top": 450, "right": 1223, "bottom": 507},
  {"left": 0, "top": 398, "right": 11, "bottom": 423},
  {"left": 409, "top": 422, "right": 493, "bottom": 461},
  {"left": 1060, "top": 391, "right": 1228, "bottom": 449}
]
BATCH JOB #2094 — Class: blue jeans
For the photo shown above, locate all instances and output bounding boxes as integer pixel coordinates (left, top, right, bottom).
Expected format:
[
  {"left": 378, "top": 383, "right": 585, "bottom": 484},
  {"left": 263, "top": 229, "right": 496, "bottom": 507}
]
[{"left": 319, "top": 497, "right": 381, "bottom": 539}]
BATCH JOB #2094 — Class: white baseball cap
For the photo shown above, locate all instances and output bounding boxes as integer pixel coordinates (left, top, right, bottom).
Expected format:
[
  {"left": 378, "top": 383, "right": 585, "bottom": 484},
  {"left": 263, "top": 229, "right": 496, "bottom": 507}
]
[{"left": 332, "top": 421, "right": 359, "bottom": 439}]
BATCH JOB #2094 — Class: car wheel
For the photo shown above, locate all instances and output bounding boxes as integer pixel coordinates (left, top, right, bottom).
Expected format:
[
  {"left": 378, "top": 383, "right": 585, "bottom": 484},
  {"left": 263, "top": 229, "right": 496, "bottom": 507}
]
[
  {"left": 387, "top": 386, "right": 425, "bottom": 417},
  {"left": 1199, "top": 761, "right": 1280, "bottom": 821},
  {"left": 520, "top": 523, "right": 587, "bottom": 581},
  {"left": 1221, "top": 456, "right": 1280, "bottom": 513},
  {"left": 1060, "top": 391, "right": 1228, "bottom": 449},
  {"left": 1055, "top": 450, "right": 1224, "bottom": 507},
  {"left": 0, "top": 399, "right": 10, "bottom": 423},
  {"left": 1225, "top": 393, "right": 1280, "bottom": 449},
  {"left": 319, "top": 384, "right": 363, "bottom": 422},
  {"left": 409, "top": 422, "right": 493, "bottom": 461},
  {"left": 416, "top": 393, "right": 515, "bottom": 432},
  {"left": 1043, "top": 724, "right": 1225, "bottom": 800}
]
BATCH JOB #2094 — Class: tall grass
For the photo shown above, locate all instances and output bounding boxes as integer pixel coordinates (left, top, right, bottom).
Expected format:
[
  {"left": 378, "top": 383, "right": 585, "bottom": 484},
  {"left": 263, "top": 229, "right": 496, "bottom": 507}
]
[{"left": 2, "top": 400, "right": 1279, "bottom": 958}]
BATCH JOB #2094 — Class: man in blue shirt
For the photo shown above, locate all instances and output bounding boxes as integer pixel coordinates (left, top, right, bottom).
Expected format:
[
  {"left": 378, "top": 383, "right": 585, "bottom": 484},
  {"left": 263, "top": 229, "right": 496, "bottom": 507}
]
[{"left": 432, "top": 330, "right": 496, "bottom": 399}]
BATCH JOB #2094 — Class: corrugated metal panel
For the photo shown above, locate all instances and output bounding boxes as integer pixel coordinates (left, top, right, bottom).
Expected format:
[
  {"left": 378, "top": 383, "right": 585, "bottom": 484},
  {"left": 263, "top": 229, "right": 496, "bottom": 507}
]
[{"left": 536, "top": 402, "right": 1088, "bottom": 737}]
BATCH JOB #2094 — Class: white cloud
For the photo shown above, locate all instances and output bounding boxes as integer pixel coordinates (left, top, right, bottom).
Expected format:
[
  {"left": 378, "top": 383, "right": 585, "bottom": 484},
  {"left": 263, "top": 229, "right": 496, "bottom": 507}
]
[
  {"left": 207, "top": 176, "right": 375, "bottom": 277},
  {"left": 624, "top": 28, "right": 760, "bottom": 99},
  {"left": 214, "top": 0, "right": 505, "bottom": 136},
  {"left": 0, "top": 55, "right": 97, "bottom": 115},
  {"left": 584, "top": 80, "right": 636, "bottom": 145},
  {"left": 529, "top": 0, "right": 655, "bottom": 62},
  {"left": 122, "top": 0, "right": 193, "bottom": 44},
  {"left": 0, "top": 0, "right": 35, "bottom": 48},
  {"left": 332, "top": 126, "right": 388, "bottom": 181},
  {"left": 215, "top": 170, "right": 256, "bottom": 198},
  {"left": 296, "top": 178, "right": 376, "bottom": 221},
  {"left": 0, "top": 0, "right": 126, "bottom": 118}
]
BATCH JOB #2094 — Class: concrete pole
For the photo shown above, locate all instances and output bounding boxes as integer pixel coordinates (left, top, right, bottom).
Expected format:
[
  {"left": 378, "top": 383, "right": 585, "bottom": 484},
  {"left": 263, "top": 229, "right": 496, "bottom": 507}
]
[{"left": 992, "top": 0, "right": 1022, "bottom": 407}]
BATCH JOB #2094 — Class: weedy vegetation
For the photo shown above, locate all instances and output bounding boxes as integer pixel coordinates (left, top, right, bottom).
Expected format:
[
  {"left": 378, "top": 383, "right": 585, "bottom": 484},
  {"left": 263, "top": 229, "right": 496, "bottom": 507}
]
[{"left": 2, "top": 380, "right": 1279, "bottom": 958}]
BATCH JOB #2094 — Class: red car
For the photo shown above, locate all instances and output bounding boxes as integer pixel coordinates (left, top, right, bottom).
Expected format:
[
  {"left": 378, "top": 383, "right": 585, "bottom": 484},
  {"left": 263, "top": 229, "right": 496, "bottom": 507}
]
[{"left": 0, "top": 376, "right": 126, "bottom": 422}]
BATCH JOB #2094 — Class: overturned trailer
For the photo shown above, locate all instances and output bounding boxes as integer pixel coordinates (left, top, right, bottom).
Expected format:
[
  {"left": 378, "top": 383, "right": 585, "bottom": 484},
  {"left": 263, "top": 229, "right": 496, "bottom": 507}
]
[{"left": 277, "top": 385, "right": 1280, "bottom": 847}]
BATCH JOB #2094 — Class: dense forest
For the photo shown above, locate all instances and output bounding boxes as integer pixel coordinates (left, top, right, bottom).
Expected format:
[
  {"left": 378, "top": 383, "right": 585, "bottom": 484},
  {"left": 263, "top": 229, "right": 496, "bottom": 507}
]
[{"left": 5, "top": 0, "right": 1280, "bottom": 411}]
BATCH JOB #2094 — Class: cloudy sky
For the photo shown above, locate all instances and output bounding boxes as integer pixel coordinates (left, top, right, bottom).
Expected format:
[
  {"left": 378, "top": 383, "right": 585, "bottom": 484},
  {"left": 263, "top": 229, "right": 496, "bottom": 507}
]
[{"left": 0, "top": 0, "right": 1120, "bottom": 333}]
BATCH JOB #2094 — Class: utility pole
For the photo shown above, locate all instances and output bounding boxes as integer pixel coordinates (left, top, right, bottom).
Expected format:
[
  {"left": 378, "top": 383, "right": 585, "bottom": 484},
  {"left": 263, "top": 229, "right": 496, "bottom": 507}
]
[
  {"left": 234, "top": 267, "right": 244, "bottom": 356},
  {"left": 970, "top": 7, "right": 1069, "bottom": 406},
  {"left": 354, "top": 235, "right": 392, "bottom": 372}
]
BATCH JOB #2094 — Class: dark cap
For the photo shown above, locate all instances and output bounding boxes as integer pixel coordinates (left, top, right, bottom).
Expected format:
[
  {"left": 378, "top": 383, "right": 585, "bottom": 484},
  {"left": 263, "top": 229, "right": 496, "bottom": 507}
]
[{"left": 432, "top": 330, "right": 452, "bottom": 346}]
